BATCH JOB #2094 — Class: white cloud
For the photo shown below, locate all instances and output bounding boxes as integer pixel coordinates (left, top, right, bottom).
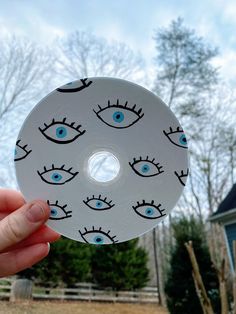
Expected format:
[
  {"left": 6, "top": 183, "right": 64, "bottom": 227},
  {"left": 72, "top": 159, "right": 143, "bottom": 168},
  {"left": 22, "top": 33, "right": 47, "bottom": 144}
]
[
  {"left": 0, "top": 1, "right": 235, "bottom": 88},
  {"left": 0, "top": 9, "right": 66, "bottom": 44},
  {"left": 212, "top": 49, "right": 236, "bottom": 85},
  {"left": 221, "top": 1, "right": 236, "bottom": 21}
]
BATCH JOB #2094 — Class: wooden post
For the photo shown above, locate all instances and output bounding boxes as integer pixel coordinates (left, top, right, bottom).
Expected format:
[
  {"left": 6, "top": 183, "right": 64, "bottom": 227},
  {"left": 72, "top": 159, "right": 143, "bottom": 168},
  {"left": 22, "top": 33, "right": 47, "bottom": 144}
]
[
  {"left": 220, "top": 259, "right": 228, "bottom": 314},
  {"left": 233, "top": 241, "right": 236, "bottom": 314},
  {"left": 10, "top": 279, "right": 33, "bottom": 301},
  {"left": 153, "top": 228, "right": 165, "bottom": 306},
  {"left": 185, "top": 241, "right": 214, "bottom": 314},
  {"left": 192, "top": 272, "right": 207, "bottom": 314},
  {"left": 213, "top": 258, "right": 228, "bottom": 314}
]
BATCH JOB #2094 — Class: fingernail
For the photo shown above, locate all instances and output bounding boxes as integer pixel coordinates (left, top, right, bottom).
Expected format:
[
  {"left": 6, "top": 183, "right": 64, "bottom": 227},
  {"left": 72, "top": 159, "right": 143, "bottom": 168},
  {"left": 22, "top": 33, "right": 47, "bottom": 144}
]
[{"left": 26, "top": 203, "right": 46, "bottom": 223}]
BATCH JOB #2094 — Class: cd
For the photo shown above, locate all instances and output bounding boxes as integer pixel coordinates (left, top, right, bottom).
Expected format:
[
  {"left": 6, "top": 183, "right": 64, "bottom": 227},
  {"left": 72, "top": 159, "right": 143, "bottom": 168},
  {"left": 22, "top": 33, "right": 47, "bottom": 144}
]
[{"left": 14, "top": 77, "right": 189, "bottom": 244}]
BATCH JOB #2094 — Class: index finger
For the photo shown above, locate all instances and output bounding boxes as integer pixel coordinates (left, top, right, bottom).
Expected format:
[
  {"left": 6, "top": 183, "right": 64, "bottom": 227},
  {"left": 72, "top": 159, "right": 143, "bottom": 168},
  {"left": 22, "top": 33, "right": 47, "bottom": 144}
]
[{"left": 0, "top": 189, "right": 25, "bottom": 213}]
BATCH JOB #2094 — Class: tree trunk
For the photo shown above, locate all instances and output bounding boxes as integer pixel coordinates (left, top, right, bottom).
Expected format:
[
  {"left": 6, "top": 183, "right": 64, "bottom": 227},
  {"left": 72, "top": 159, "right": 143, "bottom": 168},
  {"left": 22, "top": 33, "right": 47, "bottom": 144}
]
[{"left": 10, "top": 279, "right": 33, "bottom": 301}]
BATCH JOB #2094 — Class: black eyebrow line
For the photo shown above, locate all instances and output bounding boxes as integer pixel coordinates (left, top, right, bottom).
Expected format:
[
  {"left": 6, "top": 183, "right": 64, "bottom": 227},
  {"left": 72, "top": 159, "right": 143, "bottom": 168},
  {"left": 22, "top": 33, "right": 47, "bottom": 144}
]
[
  {"left": 39, "top": 118, "right": 84, "bottom": 131},
  {"left": 132, "top": 201, "right": 166, "bottom": 219},
  {"left": 57, "top": 78, "right": 93, "bottom": 93},
  {"left": 163, "top": 126, "right": 184, "bottom": 135},
  {"left": 38, "top": 119, "right": 86, "bottom": 144},
  {"left": 83, "top": 195, "right": 115, "bottom": 210},
  {"left": 94, "top": 100, "right": 144, "bottom": 116},
  {"left": 79, "top": 227, "right": 118, "bottom": 243},
  {"left": 163, "top": 128, "right": 188, "bottom": 149},
  {"left": 129, "top": 157, "right": 164, "bottom": 177},
  {"left": 14, "top": 140, "right": 32, "bottom": 161},
  {"left": 174, "top": 169, "right": 189, "bottom": 186}
]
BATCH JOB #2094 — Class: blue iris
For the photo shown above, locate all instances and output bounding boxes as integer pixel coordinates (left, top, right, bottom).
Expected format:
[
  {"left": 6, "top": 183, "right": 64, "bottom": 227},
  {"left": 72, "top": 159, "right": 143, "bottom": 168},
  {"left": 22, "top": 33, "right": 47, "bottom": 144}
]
[
  {"left": 145, "top": 207, "right": 154, "bottom": 216},
  {"left": 51, "top": 173, "right": 62, "bottom": 182},
  {"left": 93, "top": 236, "right": 104, "bottom": 244},
  {"left": 141, "top": 164, "right": 150, "bottom": 173},
  {"left": 66, "top": 82, "right": 73, "bottom": 85},
  {"left": 96, "top": 201, "right": 102, "bottom": 208},
  {"left": 14, "top": 149, "right": 17, "bottom": 156},
  {"left": 50, "top": 208, "right": 58, "bottom": 217},
  {"left": 113, "top": 111, "right": 124, "bottom": 123},
  {"left": 56, "top": 127, "right": 67, "bottom": 139},
  {"left": 179, "top": 134, "right": 187, "bottom": 146}
]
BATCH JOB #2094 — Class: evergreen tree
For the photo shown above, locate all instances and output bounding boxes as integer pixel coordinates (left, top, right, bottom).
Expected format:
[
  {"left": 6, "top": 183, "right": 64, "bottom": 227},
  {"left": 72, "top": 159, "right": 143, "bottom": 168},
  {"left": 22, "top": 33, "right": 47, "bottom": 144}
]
[
  {"left": 165, "top": 216, "right": 220, "bottom": 314},
  {"left": 91, "top": 239, "right": 149, "bottom": 291},
  {"left": 19, "top": 237, "right": 93, "bottom": 287}
]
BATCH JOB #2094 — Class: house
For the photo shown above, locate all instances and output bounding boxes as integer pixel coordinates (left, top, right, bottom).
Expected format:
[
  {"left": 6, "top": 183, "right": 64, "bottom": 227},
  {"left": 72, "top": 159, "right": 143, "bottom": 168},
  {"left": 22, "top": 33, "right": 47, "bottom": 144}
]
[{"left": 209, "top": 184, "right": 236, "bottom": 271}]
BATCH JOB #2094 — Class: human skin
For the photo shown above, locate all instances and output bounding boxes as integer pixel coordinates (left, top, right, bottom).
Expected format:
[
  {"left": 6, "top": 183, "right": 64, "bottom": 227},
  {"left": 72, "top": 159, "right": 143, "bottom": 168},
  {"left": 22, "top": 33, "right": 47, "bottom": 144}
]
[{"left": 0, "top": 189, "right": 60, "bottom": 277}]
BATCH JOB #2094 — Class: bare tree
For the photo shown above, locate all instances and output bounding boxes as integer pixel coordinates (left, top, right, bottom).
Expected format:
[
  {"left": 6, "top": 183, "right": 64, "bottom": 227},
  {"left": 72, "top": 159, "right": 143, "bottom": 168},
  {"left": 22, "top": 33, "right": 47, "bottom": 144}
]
[
  {"left": 152, "top": 17, "right": 236, "bottom": 303},
  {"left": 153, "top": 17, "right": 218, "bottom": 116},
  {"left": 0, "top": 35, "right": 55, "bottom": 187},
  {"left": 0, "top": 36, "right": 54, "bottom": 120},
  {"left": 179, "top": 90, "right": 236, "bottom": 219},
  {"left": 0, "top": 32, "right": 146, "bottom": 188},
  {"left": 56, "top": 31, "right": 145, "bottom": 82}
]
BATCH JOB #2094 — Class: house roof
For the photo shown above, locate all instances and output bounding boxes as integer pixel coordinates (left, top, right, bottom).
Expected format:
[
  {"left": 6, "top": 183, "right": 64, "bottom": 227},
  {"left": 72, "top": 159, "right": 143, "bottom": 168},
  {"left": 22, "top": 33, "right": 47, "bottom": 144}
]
[{"left": 209, "top": 184, "right": 236, "bottom": 223}]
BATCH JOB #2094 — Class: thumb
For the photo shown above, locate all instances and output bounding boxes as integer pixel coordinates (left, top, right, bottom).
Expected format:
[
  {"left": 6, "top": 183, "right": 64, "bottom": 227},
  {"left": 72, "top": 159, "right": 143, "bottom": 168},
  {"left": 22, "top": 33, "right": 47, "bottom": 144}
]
[{"left": 0, "top": 200, "right": 50, "bottom": 252}]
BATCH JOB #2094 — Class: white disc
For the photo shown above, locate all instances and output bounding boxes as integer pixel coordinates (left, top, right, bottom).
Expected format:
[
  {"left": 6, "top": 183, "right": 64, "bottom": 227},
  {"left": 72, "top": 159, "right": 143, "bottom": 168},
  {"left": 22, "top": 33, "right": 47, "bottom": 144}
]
[{"left": 14, "top": 77, "right": 189, "bottom": 244}]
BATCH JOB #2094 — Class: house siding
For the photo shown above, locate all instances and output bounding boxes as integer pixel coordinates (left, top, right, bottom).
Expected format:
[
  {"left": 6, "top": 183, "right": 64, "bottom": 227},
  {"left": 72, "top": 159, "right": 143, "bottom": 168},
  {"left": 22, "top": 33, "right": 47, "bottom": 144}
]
[{"left": 225, "top": 222, "right": 236, "bottom": 269}]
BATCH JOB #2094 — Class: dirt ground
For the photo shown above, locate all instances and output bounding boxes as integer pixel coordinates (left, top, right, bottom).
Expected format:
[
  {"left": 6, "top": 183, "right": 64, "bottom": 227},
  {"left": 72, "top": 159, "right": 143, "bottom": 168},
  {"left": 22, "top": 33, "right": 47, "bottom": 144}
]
[{"left": 0, "top": 301, "right": 168, "bottom": 314}]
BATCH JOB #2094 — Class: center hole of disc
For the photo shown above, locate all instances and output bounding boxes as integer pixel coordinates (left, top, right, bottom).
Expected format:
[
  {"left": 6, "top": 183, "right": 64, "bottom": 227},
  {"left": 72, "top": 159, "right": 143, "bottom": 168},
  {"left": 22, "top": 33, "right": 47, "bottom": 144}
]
[{"left": 87, "top": 151, "right": 120, "bottom": 183}]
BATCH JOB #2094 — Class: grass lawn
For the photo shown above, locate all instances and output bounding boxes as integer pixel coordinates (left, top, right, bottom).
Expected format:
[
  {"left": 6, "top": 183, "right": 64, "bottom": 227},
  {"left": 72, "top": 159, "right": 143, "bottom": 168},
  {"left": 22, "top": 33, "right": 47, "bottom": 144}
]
[{"left": 0, "top": 301, "right": 168, "bottom": 314}]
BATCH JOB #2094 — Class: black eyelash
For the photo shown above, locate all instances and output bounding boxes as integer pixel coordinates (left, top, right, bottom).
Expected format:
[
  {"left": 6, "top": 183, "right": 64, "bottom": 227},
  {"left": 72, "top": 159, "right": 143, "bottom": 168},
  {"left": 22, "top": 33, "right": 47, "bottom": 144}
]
[
  {"left": 39, "top": 117, "right": 86, "bottom": 143},
  {"left": 57, "top": 78, "right": 93, "bottom": 93},
  {"left": 39, "top": 117, "right": 84, "bottom": 132},
  {"left": 37, "top": 164, "right": 79, "bottom": 185},
  {"left": 14, "top": 139, "right": 32, "bottom": 161},
  {"left": 174, "top": 169, "right": 189, "bottom": 186},
  {"left": 47, "top": 200, "right": 72, "bottom": 220},
  {"left": 129, "top": 156, "right": 164, "bottom": 177},
  {"left": 132, "top": 200, "right": 166, "bottom": 219},
  {"left": 163, "top": 126, "right": 184, "bottom": 135},
  {"left": 79, "top": 226, "right": 118, "bottom": 244},
  {"left": 163, "top": 126, "right": 188, "bottom": 149},
  {"left": 93, "top": 99, "right": 144, "bottom": 118},
  {"left": 83, "top": 194, "right": 115, "bottom": 210}
]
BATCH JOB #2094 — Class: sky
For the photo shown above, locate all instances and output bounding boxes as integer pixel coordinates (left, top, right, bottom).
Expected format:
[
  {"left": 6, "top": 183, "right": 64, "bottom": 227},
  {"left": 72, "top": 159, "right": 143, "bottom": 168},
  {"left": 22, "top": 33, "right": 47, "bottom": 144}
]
[{"left": 0, "top": 0, "right": 235, "bottom": 85}]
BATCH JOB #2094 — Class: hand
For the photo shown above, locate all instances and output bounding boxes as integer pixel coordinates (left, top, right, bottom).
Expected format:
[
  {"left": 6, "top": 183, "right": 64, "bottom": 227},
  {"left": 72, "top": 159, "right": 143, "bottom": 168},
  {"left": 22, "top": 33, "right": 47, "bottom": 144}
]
[{"left": 0, "top": 189, "right": 60, "bottom": 277}]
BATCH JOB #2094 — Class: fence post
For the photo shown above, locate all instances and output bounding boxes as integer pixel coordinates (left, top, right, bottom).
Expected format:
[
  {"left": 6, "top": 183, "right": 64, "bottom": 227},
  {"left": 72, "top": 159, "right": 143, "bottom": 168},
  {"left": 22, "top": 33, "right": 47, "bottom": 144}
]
[{"left": 10, "top": 279, "right": 33, "bottom": 301}]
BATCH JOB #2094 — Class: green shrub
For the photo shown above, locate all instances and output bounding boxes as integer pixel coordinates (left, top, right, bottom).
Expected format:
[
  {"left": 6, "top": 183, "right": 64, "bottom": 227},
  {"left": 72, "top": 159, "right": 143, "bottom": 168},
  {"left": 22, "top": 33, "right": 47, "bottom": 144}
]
[{"left": 91, "top": 239, "right": 149, "bottom": 291}]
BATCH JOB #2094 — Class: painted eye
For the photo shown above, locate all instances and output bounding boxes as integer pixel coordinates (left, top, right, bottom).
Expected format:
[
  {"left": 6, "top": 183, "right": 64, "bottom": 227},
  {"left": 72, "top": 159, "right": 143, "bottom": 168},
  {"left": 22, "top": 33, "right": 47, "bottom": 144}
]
[
  {"left": 83, "top": 195, "right": 115, "bottom": 211},
  {"left": 39, "top": 118, "right": 86, "bottom": 144},
  {"left": 132, "top": 200, "right": 166, "bottom": 220},
  {"left": 56, "top": 78, "right": 92, "bottom": 93},
  {"left": 79, "top": 226, "right": 118, "bottom": 245},
  {"left": 129, "top": 156, "right": 164, "bottom": 177},
  {"left": 174, "top": 169, "right": 189, "bottom": 186},
  {"left": 163, "top": 127, "right": 188, "bottom": 149},
  {"left": 14, "top": 140, "right": 32, "bottom": 161},
  {"left": 37, "top": 164, "right": 78, "bottom": 185},
  {"left": 47, "top": 200, "right": 72, "bottom": 220},
  {"left": 93, "top": 99, "right": 144, "bottom": 129}
]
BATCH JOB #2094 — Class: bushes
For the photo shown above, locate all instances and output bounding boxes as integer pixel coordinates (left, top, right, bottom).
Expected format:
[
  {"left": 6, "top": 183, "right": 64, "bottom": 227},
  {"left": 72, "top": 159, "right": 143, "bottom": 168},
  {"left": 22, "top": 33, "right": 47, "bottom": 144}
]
[
  {"left": 19, "top": 237, "right": 93, "bottom": 287},
  {"left": 19, "top": 237, "right": 149, "bottom": 290},
  {"left": 91, "top": 239, "right": 149, "bottom": 290}
]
